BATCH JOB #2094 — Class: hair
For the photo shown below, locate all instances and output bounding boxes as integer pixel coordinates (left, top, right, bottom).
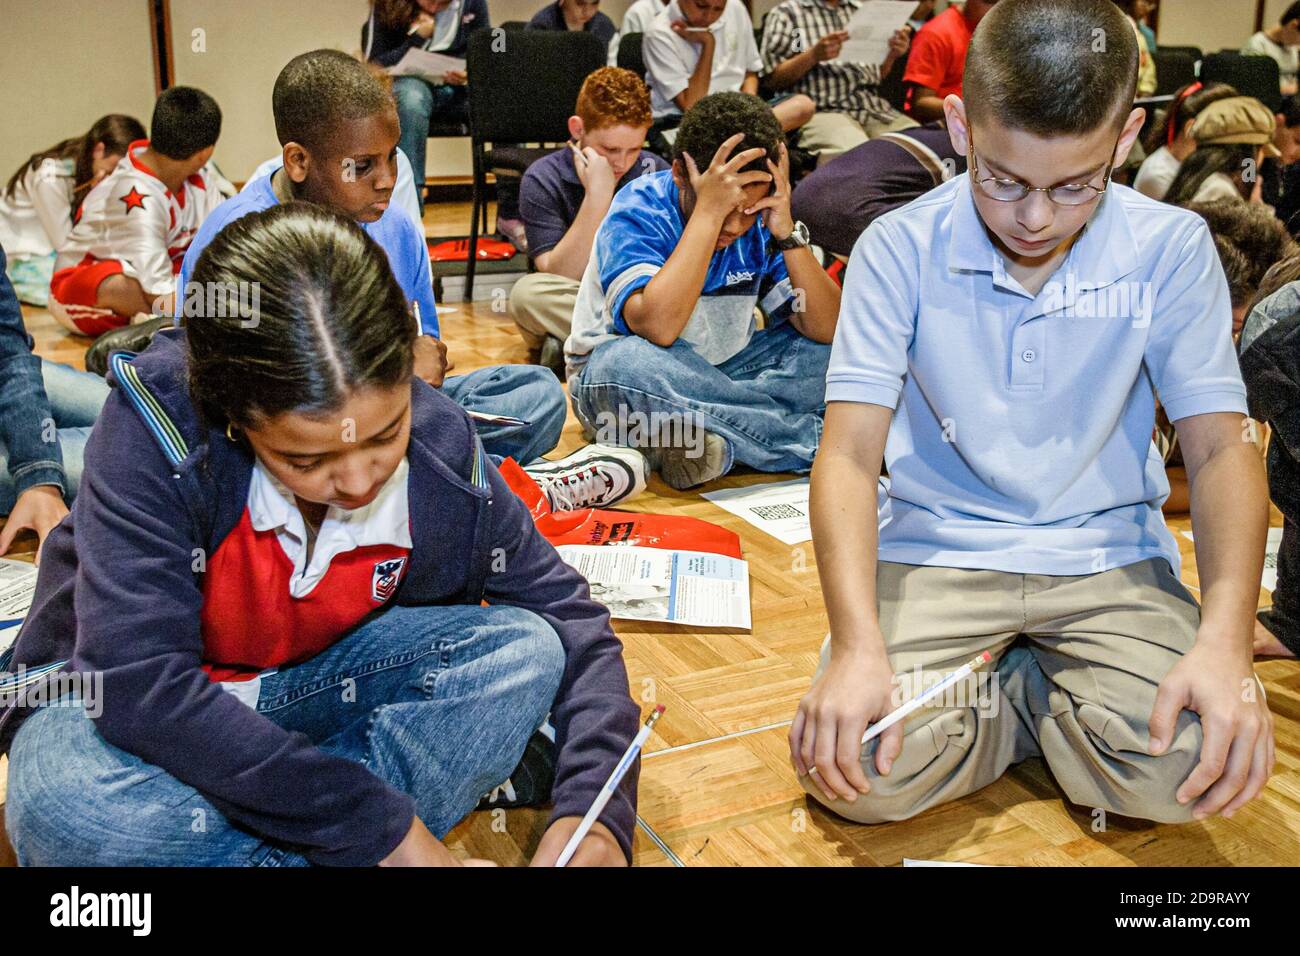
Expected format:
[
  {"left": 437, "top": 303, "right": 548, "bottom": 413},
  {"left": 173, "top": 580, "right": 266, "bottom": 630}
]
[
  {"left": 1280, "top": 93, "right": 1300, "bottom": 129},
  {"left": 963, "top": 0, "right": 1138, "bottom": 136},
  {"left": 186, "top": 202, "right": 415, "bottom": 430},
  {"left": 576, "top": 67, "right": 653, "bottom": 131},
  {"left": 1283, "top": 2, "right": 1300, "bottom": 26},
  {"left": 372, "top": 0, "right": 421, "bottom": 29},
  {"left": 672, "top": 92, "right": 782, "bottom": 176},
  {"left": 1184, "top": 200, "right": 1298, "bottom": 308},
  {"left": 4, "top": 114, "right": 145, "bottom": 217},
  {"left": 1164, "top": 144, "right": 1257, "bottom": 204},
  {"left": 273, "top": 49, "right": 396, "bottom": 155},
  {"left": 150, "top": 86, "right": 222, "bottom": 161},
  {"left": 1142, "top": 82, "right": 1238, "bottom": 154},
  {"left": 1247, "top": 252, "right": 1300, "bottom": 317}
]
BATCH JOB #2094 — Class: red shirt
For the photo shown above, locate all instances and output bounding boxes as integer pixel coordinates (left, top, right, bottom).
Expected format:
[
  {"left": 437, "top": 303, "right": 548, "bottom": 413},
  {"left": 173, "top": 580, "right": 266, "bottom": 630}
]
[{"left": 903, "top": 6, "right": 973, "bottom": 109}]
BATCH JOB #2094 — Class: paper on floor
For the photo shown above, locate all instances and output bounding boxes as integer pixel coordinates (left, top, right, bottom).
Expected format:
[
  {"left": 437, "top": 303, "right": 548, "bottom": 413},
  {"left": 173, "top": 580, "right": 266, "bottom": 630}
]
[{"left": 703, "top": 476, "right": 890, "bottom": 546}]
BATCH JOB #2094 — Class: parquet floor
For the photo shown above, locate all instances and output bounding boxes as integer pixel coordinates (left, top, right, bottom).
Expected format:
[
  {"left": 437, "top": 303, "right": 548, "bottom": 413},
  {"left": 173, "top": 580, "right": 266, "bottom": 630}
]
[{"left": 1, "top": 200, "right": 1296, "bottom": 867}]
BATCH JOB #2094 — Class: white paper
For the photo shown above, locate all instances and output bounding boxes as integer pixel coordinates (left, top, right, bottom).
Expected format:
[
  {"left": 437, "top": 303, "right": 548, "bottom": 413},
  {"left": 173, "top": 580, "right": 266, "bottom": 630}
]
[
  {"left": 703, "top": 477, "right": 891, "bottom": 546},
  {"left": 902, "top": 858, "right": 991, "bottom": 867},
  {"left": 835, "top": 1, "right": 916, "bottom": 65},
  {"left": 557, "top": 545, "right": 751, "bottom": 628},
  {"left": 388, "top": 47, "right": 466, "bottom": 83},
  {"left": 1181, "top": 527, "right": 1282, "bottom": 592},
  {"left": 0, "top": 557, "right": 38, "bottom": 656}
]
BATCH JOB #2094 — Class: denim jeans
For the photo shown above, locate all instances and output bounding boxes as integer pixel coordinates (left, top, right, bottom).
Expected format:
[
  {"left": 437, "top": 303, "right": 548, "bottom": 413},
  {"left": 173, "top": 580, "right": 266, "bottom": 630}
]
[
  {"left": 569, "top": 321, "right": 831, "bottom": 474},
  {"left": 392, "top": 76, "right": 468, "bottom": 206},
  {"left": 444, "top": 364, "right": 566, "bottom": 464},
  {"left": 0, "top": 359, "right": 110, "bottom": 512},
  {"left": 5, "top": 603, "right": 565, "bottom": 866}
]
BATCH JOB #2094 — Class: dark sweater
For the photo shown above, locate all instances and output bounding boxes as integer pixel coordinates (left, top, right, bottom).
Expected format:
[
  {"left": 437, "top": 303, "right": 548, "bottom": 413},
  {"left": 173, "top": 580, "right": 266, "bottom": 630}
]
[
  {"left": 527, "top": 3, "right": 617, "bottom": 54},
  {"left": 361, "top": 0, "right": 491, "bottom": 67},
  {"left": 0, "top": 329, "right": 641, "bottom": 865}
]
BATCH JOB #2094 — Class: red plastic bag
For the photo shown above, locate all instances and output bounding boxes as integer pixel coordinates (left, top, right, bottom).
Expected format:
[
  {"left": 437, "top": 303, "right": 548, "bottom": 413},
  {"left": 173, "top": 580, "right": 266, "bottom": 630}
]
[{"left": 498, "top": 457, "right": 742, "bottom": 558}]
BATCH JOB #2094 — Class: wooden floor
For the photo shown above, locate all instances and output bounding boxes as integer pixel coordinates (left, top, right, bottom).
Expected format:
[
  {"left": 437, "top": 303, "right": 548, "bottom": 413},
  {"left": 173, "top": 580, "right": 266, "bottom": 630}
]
[{"left": 1, "top": 200, "right": 1298, "bottom": 867}]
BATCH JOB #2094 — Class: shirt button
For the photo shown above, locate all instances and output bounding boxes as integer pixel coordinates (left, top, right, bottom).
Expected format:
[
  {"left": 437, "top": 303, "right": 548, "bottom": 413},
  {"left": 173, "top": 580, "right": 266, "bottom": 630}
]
[{"left": 1021, "top": 349, "right": 1036, "bottom": 363}]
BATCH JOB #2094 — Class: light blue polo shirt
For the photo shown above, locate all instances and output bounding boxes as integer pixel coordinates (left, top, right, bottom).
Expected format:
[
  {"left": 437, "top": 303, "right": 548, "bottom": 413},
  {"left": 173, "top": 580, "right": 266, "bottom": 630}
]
[{"left": 829, "top": 174, "right": 1247, "bottom": 576}]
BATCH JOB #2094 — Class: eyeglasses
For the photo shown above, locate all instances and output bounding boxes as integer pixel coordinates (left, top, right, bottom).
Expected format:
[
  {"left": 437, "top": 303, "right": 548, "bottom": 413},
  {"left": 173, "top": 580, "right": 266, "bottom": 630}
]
[{"left": 968, "top": 127, "right": 1120, "bottom": 206}]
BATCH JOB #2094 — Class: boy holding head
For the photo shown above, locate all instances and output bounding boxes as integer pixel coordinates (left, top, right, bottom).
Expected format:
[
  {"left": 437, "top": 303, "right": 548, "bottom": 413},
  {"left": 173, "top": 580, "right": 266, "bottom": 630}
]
[
  {"left": 793, "top": 0, "right": 1274, "bottom": 827},
  {"left": 178, "top": 50, "right": 565, "bottom": 466}
]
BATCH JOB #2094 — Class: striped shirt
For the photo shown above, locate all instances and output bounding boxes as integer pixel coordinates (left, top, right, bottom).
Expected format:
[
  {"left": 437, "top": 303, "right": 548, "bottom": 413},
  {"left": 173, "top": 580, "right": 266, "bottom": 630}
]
[{"left": 759, "top": 0, "right": 901, "bottom": 126}]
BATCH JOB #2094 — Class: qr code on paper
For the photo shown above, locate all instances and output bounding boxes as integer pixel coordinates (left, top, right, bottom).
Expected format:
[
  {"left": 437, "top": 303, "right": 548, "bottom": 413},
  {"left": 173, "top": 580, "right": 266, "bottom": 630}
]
[{"left": 750, "top": 503, "right": 805, "bottom": 521}]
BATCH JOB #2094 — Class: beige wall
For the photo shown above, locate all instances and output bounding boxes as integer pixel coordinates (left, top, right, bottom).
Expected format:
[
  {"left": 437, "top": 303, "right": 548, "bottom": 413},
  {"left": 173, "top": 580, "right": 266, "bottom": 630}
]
[
  {"left": 1156, "top": 0, "right": 1257, "bottom": 50},
  {"left": 0, "top": 0, "right": 157, "bottom": 187}
]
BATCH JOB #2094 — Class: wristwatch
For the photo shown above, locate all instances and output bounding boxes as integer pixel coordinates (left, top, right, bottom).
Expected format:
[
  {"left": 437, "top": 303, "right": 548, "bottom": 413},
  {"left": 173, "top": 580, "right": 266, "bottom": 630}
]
[{"left": 772, "top": 220, "right": 810, "bottom": 251}]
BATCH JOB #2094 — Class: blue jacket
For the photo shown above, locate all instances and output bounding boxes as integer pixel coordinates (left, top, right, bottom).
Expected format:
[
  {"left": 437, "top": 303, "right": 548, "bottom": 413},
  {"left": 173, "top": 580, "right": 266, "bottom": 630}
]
[
  {"left": 0, "top": 328, "right": 641, "bottom": 865},
  {"left": 0, "top": 248, "right": 65, "bottom": 499}
]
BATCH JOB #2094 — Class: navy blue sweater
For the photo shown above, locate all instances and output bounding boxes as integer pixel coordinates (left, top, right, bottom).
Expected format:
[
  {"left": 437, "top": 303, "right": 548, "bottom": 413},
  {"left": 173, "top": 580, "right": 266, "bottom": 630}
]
[
  {"left": 361, "top": 0, "right": 491, "bottom": 67},
  {"left": 0, "top": 329, "right": 640, "bottom": 865}
]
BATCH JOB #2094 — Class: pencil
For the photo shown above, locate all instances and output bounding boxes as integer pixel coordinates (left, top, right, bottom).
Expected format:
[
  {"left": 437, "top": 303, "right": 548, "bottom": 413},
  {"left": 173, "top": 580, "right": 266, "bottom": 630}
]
[
  {"left": 555, "top": 704, "right": 664, "bottom": 866},
  {"left": 807, "top": 650, "right": 994, "bottom": 777},
  {"left": 567, "top": 140, "right": 588, "bottom": 168}
]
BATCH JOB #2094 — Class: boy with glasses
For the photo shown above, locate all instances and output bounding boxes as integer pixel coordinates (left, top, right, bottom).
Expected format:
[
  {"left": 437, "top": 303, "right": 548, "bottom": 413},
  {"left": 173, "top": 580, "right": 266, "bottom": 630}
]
[{"left": 793, "top": 0, "right": 1274, "bottom": 829}]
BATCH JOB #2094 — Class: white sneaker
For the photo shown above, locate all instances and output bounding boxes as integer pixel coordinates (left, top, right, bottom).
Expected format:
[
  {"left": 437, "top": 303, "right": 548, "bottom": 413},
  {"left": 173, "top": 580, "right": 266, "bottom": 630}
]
[{"left": 524, "top": 444, "right": 649, "bottom": 512}]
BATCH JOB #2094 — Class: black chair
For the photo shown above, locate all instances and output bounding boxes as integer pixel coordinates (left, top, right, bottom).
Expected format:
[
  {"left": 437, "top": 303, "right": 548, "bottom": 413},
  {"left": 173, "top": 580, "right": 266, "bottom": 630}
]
[
  {"left": 617, "top": 31, "right": 646, "bottom": 79},
  {"left": 1159, "top": 44, "right": 1203, "bottom": 63},
  {"left": 500, "top": 20, "right": 529, "bottom": 30},
  {"left": 464, "top": 29, "right": 606, "bottom": 299},
  {"left": 1153, "top": 50, "right": 1197, "bottom": 96},
  {"left": 1201, "top": 51, "right": 1283, "bottom": 113}
]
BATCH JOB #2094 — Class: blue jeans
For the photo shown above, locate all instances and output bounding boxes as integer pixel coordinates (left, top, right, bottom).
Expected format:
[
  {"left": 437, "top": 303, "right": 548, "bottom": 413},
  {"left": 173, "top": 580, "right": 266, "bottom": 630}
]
[
  {"left": 5, "top": 603, "right": 564, "bottom": 866},
  {"left": 0, "top": 360, "right": 110, "bottom": 512},
  {"left": 443, "top": 364, "right": 566, "bottom": 464},
  {"left": 569, "top": 321, "right": 831, "bottom": 474},
  {"left": 392, "top": 76, "right": 468, "bottom": 205}
]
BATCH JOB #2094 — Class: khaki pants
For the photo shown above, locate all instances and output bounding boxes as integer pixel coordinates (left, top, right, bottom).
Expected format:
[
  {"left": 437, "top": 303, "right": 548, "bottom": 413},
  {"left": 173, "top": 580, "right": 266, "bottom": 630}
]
[
  {"left": 805, "top": 559, "right": 1205, "bottom": 825},
  {"left": 508, "top": 272, "right": 579, "bottom": 351},
  {"left": 798, "top": 110, "right": 920, "bottom": 166}
]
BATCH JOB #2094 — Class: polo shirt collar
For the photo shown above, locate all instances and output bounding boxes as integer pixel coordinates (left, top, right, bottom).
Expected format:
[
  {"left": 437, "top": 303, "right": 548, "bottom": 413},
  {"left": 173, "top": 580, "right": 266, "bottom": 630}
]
[{"left": 946, "top": 173, "right": 1140, "bottom": 290}]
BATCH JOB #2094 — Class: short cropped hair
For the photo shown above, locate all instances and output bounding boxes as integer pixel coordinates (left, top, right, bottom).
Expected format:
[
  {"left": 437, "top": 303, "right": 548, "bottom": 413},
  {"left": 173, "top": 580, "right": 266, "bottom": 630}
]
[
  {"left": 963, "top": 0, "right": 1138, "bottom": 136},
  {"left": 672, "top": 92, "right": 782, "bottom": 175},
  {"left": 272, "top": 49, "right": 395, "bottom": 154},
  {"left": 150, "top": 87, "right": 222, "bottom": 160},
  {"left": 576, "top": 67, "right": 653, "bottom": 131}
]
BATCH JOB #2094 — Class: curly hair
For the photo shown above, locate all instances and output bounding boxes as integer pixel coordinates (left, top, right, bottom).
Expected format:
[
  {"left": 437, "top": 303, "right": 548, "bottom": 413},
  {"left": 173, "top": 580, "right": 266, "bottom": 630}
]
[
  {"left": 1185, "top": 201, "right": 1299, "bottom": 308},
  {"left": 575, "top": 67, "right": 653, "bottom": 131},
  {"left": 671, "top": 92, "right": 781, "bottom": 175}
]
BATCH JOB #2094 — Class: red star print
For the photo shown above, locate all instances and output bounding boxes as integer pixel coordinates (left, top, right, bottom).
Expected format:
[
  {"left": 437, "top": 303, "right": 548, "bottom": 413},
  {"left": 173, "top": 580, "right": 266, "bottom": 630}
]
[{"left": 119, "top": 187, "right": 147, "bottom": 213}]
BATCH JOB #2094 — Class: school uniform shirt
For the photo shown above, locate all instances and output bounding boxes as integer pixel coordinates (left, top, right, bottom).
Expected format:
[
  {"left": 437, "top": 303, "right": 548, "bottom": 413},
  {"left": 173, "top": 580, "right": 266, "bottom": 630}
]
[
  {"left": 642, "top": 0, "right": 762, "bottom": 119},
  {"left": 901, "top": 4, "right": 971, "bottom": 109},
  {"left": 177, "top": 174, "right": 439, "bottom": 337},
  {"left": 1132, "top": 145, "right": 1181, "bottom": 201},
  {"left": 201, "top": 458, "right": 413, "bottom": 694},
  {"left": 829, "top": 174, "right": 1248, "bottom": 576},
  {"left": 3, "top": 329, "right": 642, "bottom": 866},
  {"left": 565, "top": 168, "right": 796, "bottom": 375},
  {"left": 1190, "top": 171, "right": 1246, "bottom": 204},
  {"left": 0, "top": 157, "right": 75, "bottom": 259},
  {"left": 1243, "top": 31, "right": 1300, "bottom": 93},
  {"left": 759, "top": 0, "right": 901, "bottom": 127},
  {"left": 519, "top": 146, "right": 669, "bottom": 257},
  {"left": 527, "top": 1, "right": 618, "bottom": 55},
  {"left": 608, "top": 0, "right": 670, "bottom": 67},
  {"left": 53, "top": 140, "right": 224, "bottom": 299}
]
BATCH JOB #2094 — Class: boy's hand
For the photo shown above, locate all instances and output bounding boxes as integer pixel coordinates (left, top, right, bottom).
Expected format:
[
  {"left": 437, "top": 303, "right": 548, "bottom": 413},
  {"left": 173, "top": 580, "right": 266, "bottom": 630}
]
[
  {"left": 681, "top": 133, "right": 773, "bottom": 226},
  {"left": 884, "top": 27, "right": 910, "bottom": 61},
  {"left": 812, "top": 30, "right": 849, "bottom": 62},
  {"left": 444, "top": 69, "right": 467, "bottom": 86},
  {"left": 411, "top": 12, "right": 436, "bottom": 38},
  {"left": 790, "top": 641, "right": 899, "bottom": 804},
  {"left": 0, "top": 485, "right": 68, "bottom": 565},
  {"left": 530, "top": 818, "right": 627, "bottom": 867},
  {"left": 413, "top": 334, "right": 452, "bottom": 388},
  {"left": 743, "top": 141, "right": 794, "bottom": 240},
  {"left": 671, "top": 20, "right": 714, "bottom": 45},
  {"left": 1149, "top": 638, "right": 1275, "bottom": 819},
  {"left": 573, "top": 146, "right": 617, "bottom": 199}
]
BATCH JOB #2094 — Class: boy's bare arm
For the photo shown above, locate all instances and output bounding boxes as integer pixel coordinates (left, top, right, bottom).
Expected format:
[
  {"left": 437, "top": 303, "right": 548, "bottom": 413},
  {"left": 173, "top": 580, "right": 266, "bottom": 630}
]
[{"left": 1152, "top": 410, "right": 1274, "bottom": 818}]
